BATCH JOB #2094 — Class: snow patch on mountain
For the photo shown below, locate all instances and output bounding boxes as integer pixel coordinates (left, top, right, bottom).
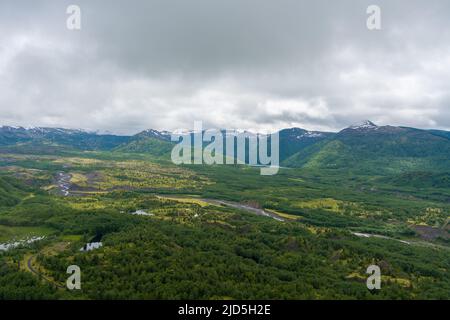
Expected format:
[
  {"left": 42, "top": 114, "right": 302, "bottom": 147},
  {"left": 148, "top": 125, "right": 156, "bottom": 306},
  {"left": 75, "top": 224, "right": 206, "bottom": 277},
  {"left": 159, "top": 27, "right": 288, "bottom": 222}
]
[
  {"left": 348, "top": 120, "right": 378, "bottom": 130},
  {"left": 299, "top": 131, "right": 324, "bottom": 138},
  {"left": 285, "top": 129, "right": 324, "bottom": 139}
]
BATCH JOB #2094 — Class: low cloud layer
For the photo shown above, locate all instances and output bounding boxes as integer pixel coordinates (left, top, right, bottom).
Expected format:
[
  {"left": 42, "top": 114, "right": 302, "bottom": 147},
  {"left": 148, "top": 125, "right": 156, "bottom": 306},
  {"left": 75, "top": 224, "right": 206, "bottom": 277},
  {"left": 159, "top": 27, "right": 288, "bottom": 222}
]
[{"left": 1, "top": 0, "right": 449, "bottom": 134}]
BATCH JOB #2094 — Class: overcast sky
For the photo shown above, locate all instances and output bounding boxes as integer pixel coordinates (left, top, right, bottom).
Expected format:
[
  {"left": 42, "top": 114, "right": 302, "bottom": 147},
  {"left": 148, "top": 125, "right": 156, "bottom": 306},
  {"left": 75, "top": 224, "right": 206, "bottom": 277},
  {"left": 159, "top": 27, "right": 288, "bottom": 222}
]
[{"left": 0, "top": 0, "right": 449, "bottom": 134}]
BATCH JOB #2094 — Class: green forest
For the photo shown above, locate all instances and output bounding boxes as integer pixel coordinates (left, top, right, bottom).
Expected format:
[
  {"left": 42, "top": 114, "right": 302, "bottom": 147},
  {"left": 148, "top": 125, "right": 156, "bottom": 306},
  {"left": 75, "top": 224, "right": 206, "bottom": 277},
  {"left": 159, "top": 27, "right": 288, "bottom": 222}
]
[{"left": 0, "top": 149, "right": 448, "bottom": 300}]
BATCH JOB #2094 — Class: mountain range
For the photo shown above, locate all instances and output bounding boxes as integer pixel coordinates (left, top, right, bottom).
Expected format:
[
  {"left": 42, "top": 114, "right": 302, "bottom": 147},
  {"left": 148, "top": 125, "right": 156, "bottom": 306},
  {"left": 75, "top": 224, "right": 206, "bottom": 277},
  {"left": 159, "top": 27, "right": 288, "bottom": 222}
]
[{"left": 0, "top": 121, "right": 449, "bottom": 174}]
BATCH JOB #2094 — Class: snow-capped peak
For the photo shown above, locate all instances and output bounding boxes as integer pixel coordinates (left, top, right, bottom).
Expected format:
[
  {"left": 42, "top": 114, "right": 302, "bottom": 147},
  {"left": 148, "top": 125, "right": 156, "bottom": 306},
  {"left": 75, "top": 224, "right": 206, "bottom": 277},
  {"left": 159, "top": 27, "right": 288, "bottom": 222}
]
[
  {"left": 140, "top": 129, "right": 172, "bottom": 140},
  {"left": 1, "top": 125, "right": 25, "bottom": 130},
  {"left": 349, "top": 120, "right": 378, "bottom": 130},
  {"left": 283, "top": 128, "right": 324, "bottom": 139},
  {"left": 144, "top": 129, "right": 164, "bottom": 135}
]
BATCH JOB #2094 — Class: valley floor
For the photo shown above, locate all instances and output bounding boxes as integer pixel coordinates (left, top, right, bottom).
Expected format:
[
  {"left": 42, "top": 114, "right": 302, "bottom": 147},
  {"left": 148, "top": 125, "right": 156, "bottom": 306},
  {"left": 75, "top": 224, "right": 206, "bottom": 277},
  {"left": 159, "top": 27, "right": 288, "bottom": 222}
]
[{"left": 0, "top": 151, "right": 448, "bottom": 299}]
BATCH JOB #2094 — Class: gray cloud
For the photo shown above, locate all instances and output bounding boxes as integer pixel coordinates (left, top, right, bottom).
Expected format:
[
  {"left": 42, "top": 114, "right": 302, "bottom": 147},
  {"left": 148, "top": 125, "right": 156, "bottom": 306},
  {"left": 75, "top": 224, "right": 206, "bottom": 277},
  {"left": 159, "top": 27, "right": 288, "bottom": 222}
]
[{"left": 0, "top": 0, "right": 449, "bottom": 134}]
